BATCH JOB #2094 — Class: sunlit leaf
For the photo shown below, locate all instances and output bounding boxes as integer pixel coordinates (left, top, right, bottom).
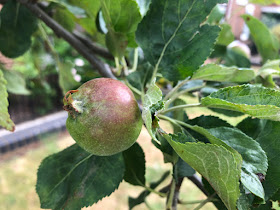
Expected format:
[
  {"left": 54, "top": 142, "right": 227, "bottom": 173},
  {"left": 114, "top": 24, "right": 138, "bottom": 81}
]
[
  {"left": 192, "top": 64, "right": 255, "bottom": 82},
  {"left": 58, "top": 61, "right": 80, "bottom": 94},
  {"left": 242, "top": 15, "right": 279, "bottom": 63},
  {"left": 0, "top": 70, "right": 15, "bottom": 131},
  {"left": 165, "top": 134, "right": 240, "bottom": 210},
  {"left": 3, "top": 70, "right": 30, "bottom": 95},
  {"left": 201, "top": 85, "right": 280, "bottom": 121},
  {"left": 142, "top": 80, "right": 163, "bottom": 140}
]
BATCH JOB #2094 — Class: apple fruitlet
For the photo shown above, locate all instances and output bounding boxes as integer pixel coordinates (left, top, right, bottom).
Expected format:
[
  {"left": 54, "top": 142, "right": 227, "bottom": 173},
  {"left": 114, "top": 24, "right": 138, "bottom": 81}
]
[{"left": 63, "top": 78, "right": 142, "bottom": 156}]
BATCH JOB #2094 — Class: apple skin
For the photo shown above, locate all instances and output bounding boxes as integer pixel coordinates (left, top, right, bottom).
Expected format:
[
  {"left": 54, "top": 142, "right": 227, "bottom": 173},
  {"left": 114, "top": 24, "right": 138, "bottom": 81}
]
[{"left": 64, "top": 78, "right": 142, "bottom": 156}]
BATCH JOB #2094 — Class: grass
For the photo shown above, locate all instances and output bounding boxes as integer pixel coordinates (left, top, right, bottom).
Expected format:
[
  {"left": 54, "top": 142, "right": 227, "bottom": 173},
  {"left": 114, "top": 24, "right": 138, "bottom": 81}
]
[{"left": 0, "top": 122, "right": 216, "bottom": 210}]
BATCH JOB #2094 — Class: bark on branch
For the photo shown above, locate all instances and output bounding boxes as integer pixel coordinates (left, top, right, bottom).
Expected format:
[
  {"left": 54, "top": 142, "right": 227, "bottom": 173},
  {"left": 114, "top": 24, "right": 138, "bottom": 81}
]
[
  {"left": 188, "top": 174, "right": 209, "bottom": 196},
  {"left": 3, "top": 0, "right": 116, "bottom": 79}
]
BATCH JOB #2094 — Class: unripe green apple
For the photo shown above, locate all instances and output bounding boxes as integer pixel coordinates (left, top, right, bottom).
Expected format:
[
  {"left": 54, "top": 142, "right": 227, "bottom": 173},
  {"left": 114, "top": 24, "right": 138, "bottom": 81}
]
[{"left": 63, "top": 78, "right": 142, "bottom": 156}]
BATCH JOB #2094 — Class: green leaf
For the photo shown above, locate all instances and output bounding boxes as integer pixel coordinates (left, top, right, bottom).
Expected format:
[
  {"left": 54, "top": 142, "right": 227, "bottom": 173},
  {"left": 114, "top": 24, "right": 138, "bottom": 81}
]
[
  {"left": 0, "top": 70, "right": 15, "bottom": 131},
  {"left": 127, "top": 62, "right": 153, "bottom": 91},
  {"left": 2, "top": 70, "right": 30, "bottom": 95},
  {"left": 256, "top": 60, "right": 280, "bottom": 88},
  {"left": 185, "top": 115, "right": 232, "bottom": 143},
  {"left": 53, "top": 8, "right": 76, "bottom": 32},
  {"left": 128, "top": 171, "right": 170, "bottom": 209},
  {"left": 162, "top": 132, "right": 196, "bottom": 181},
  {"left": 173, "top": 158, "right": 195, "bottom": 182},
  {"left": 200, "top": 88, "right": 244, "bottom": 117},
  {"left": 202, "top": 177, "right": 228, "bottom": 209},
  {"left": 68, "top": 0, "right": 101, "bottom": 35},
  {"left": 206, "top": 4, "right": 225, "bottom": 25},
  {"left": 0, "top": 0, "right": 38, "bottom": 58},
  {"left": 165, "top": 134, "right": 240, "bottom": 210},
  {"left": 170, "top": 133, "right": 196, "bottom": 180},
  {"left": 258, "top": 59, "right": 280, "bottom": 78},
  {"left": 101, "top": 0, "right": 142, "bottom": 58},
  {"left": 142, "top": 80, "right": 163, "bottom": 140},
  {"left": 216, "top": 24, "right": 234, "bottom": 46},
  {"left": 192, "top": 64, "right": 255, "bottom": 82},
  {"left": 236, "top": 117, "right": 266, "bottom": 139},
  {"left": 271, "top": 189, "right": 280, "bottom": 201},
  {"left": 123, "top": 143, "right": 146, "bottom": 186},
  {"left": 254, "top": 121, "right": 280, "bottom": 200},
  {"left": 36, "top": 144, "right": 125, "bottom": 210},
  {"left": 237, "top": 186, "right": 252, "bottom": 210},
  {"left": 207, "top": 127, "right": 267, "bottom": 175},
  {"left": 207, "top": 127, "right": 267, "bottom": 200},
  {"left": 182, "top": 125, "right": 243, "bottom": 165},
  {"left": 201, "top": 84, "right": 280, "bottom": 121},
  {"left": 58, "top": 61, "right": 80, "bottom": 94},
  {"left": 136, "top": 0, "right": 226, "bottom": 81},
  {"left": 224, "top": 47, "right": 251, "bottom": 68},
  {"left": 241, "top": 169, "right": 265, "bottom": 201},
  {"left": 55, "top": 0, "right": 86, "bottom": 17},
  {"left": 68, "top": 0, "right": 100, "bottom": 18},
  {"left": 187, "top": 115, "right": 232, "bottom": 129},
  {"left": 237, "top": 118, "right": 280, "bottom": 200},
  {"left": 242, "top": 15, "right": 279, "bottom": 63}
]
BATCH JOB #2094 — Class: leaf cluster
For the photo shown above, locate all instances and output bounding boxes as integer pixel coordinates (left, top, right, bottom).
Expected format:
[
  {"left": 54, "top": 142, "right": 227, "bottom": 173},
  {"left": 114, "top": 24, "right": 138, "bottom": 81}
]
[{"left": 1, "top": 0, "right": 280, "bottom": 209}]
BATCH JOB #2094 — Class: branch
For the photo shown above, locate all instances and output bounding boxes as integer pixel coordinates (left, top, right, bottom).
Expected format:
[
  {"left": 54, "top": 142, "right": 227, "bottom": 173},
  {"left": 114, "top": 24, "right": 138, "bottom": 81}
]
[
  {"left": 172, "top": 177, "right": 184, "bottom": 210},
  {"left": 187, "top": 174, "right": 208, "bottom": 196},
  {"left": 15, "top": 0, "right": 116, "bottom": 79},
  {"left": 73, "top": 31, "right": 114, "bottom": 61}
]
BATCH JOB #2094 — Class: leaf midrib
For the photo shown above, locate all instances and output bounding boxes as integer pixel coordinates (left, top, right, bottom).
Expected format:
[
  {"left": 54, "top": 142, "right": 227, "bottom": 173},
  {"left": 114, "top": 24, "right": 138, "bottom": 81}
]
[
  {"left": 153, "top": 0, "right": 198, "bottom": 73},
  {"left": 42, "top": 154, "right": 93, "bottom": 204}
]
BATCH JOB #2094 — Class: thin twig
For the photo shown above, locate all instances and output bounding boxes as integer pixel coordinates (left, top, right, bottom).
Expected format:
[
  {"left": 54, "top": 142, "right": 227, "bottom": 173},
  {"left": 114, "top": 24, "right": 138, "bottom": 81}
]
[
  {"left": 159, "top": 184, "right": 171, "bottom": 194},
  {"left": 188, "top": 174, "right": 208, "bottom": 196},
  {"left": 166, "top": 179, "right": 176, "bottom": 210},
  {"left": 73, "top": 31, "right": 114, "bottom": 61},
  {"left": 16, "top": 0, "right": 117, "bottom": 79},
  {"left": 172, "top": 177, "right": 184, "bottom": 210}
]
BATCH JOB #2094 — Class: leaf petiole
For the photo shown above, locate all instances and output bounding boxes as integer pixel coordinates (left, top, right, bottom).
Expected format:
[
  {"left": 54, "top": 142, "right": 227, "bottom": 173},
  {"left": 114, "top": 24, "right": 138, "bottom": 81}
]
[
  {"left": 193, "top": 193, "right": 217, "bottom": 210},
  {"left": 165, "top": 83, "right": 205, "bottom": 107},
  {"left": 163, "top": 78, "right": 190, "bottom": 101},
  {"left": 123, "top": 78, "right": 142, "bottom": 96},
  {"left": 134, "top": 174, "right": 167, "bottom": 197},
  {"left": 114, "top": 57, "right": 121, "bottom": 76},
  {"left": 157, "top": 103, "right": 201, "bottom": 115},
  {"left": 131, "top": 48, "right": 139, "bottom": 72},
  {"left": 179, "top": 198, "right": 218, "bottom": 205}
]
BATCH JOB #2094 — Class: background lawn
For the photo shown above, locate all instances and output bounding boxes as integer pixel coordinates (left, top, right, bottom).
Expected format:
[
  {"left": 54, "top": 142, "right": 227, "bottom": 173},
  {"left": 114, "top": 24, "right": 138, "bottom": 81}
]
[{"left": 0, "top": 120, "right": 217, "bottom": 210}]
